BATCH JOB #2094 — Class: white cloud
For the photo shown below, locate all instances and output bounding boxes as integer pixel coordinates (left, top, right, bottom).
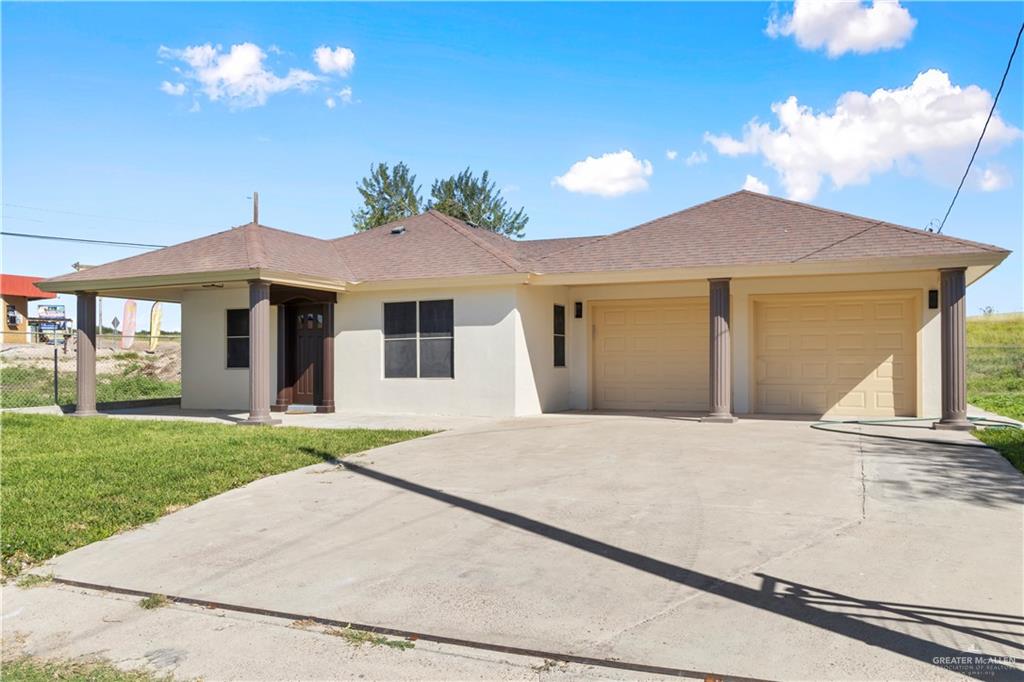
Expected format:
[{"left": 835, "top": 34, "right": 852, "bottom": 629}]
[
  {"left": 978, "top": 166, "right": 1010, "bottom": 192},
  {"left": 666, "top": 149, "right": 678, "bottom": 160},
  {"left": 553, "top": 150, "right": 654, "bottom": 198},
  {"left": 742, "top": 175, "right": 770, "bottom": 194},
  {"left": 160, "top": 81, "right": 187, "bottom": 96},
  {"left": 158, "top": 43, "right": 319, "bottom": 109},
  {"left": 188, "top": 101, "right": 201, "bottom": 113},
  {"left": 685, "top": 150, "right": 708, "bottom": 166},
  {"left": 326, "top": 88, "right": 354, "bottom": 111},
  {"left": 766, "top": 0, "right": 916, "bottom": 58},
  {"left": 314, "top": 45, "right": 356, "bottom": 76},
  {"left": 704, "top": 69, "right": 1021, "bottom": 201}
]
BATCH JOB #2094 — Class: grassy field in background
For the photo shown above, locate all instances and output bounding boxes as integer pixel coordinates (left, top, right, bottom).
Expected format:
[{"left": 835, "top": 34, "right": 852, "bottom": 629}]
[
  {"left": 0, "top": 414, "right": 430, "bottom": 576},
  {"left": 0, "top": 366, "right": 180, "bottom": 408},
  {"left": 967, "top": 314, "right": 1023, "bottom": 474},
  {"left": 966, "top": 315, "right": 1024, "bottom": 422}
]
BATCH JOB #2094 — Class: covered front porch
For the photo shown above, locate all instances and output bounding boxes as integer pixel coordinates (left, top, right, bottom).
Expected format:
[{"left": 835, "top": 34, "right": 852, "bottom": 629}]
[{"left": 70, "top": 279, "right": 342, "bottom": 426}]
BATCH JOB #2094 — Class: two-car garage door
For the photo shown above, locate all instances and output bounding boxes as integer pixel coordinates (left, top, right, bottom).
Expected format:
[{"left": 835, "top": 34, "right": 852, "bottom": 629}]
[
  {"left": 590, "top": 293, "right": 917, "bottom": 416},
  {"left": 754, "top": 292, "right": 917, "bottom": 417}
]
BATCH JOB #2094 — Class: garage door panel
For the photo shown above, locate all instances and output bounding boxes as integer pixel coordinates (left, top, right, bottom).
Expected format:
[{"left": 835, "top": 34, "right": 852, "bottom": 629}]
[
  {"left": 755, "top": 293, "right": 916, "bottom": 417},
  {"left": 593, "top": 299, "right": 708, "bottom": 412}
]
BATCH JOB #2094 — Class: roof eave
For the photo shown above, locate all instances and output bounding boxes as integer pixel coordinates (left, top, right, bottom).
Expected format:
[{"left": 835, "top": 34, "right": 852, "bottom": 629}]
[
  {"left": 37, "top": 269, "right": 350, "bottom": 296},
  {"left": 528, "top": 251, "right": 1009, "bottom": 286}
]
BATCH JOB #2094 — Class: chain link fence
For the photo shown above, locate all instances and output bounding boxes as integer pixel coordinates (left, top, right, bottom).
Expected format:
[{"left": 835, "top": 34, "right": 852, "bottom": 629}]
[{"left": 1, "top": 334, "right": 181, "bottom": 409}]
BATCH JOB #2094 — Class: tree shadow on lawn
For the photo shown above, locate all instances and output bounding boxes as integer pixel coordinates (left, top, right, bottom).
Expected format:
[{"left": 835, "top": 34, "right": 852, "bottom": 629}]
[{"left": 311, "top": 453, "right": 1023, "bottom": 681}]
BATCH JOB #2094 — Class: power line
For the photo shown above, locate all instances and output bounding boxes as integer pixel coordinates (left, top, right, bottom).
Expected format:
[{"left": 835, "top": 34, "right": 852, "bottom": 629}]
[
  {"left": 2, "top": 202, "right": 213, "bottom": 230},
  {"left": 937, "top": 21, "right": 1023, "bottom": 234},
  {"left": 0, "top": 231, "right": 166, "bottom": 249}
]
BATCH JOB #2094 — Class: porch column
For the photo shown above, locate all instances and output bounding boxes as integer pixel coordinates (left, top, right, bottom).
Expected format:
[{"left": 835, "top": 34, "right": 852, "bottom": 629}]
[
  {"left": 702, "top": 278, "right": 738, "bottom": 423},
  {"left": 934, "top": 267, "right": 972, "bottom": 430},
  {"left": 73, "top": 291, "right": 98, "bottom": 416},
  {"left": 241, "top": 280, "right": 276, "bottom": 425},
  {"left": 319, "top": 302, "right": 335, "bottom": 413}
]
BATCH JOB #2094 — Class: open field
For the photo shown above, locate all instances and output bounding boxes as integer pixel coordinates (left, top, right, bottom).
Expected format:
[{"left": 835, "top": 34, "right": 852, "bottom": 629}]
[
  {"left": 966, "top": 314, "right": 1024, "bottom": 422},
  {"left": 0, "top": 414, "right": 430, "bottom": 577},
  {"left": 0, "top": 337, "right": 181, "bottom": 408},
  {"left": 967, "top": 314, "right": 1024, "bottom": 473}
]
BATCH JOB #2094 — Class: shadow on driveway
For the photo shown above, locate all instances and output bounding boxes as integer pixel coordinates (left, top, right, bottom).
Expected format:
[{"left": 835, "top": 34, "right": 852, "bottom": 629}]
[{"left": 318, "top": 454, "right": 1023, "bottom": 681}]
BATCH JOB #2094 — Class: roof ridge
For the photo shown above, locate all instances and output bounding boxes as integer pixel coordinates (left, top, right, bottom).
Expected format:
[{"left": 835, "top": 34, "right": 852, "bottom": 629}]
[
  {"left": 242, "top": 223, "right": 267, "bottom": 268},
  {"left": 532, "top": 191, "right": 746, "bottom": 268},
  {"left": 428, "top": 210, "right": 524, "bottom": 272},
  {"left": 739, "top": 190, "right": 1005, "bottom": 253},
  {"left": 520, "top": 236, "right": 599, "bottom": 262}
]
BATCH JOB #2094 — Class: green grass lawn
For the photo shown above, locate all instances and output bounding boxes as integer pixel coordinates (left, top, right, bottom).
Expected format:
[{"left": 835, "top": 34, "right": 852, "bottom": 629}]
[
  {"left": 966, "top": 315, "right": 1024, "bottom": 473},
  {"left": 0, "top": 414, "right": 429, "bottom": 576}
]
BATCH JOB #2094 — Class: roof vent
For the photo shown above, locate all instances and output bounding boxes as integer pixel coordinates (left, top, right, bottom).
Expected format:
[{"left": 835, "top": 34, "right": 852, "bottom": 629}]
[{"left": 390, "top": 225, "right": 406, "bottom": 235}]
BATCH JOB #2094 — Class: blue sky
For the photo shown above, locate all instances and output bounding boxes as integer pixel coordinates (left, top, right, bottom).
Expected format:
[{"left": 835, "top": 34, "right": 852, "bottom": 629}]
[{"left": 3, "top": 2, "right": 1022, "bottom": 331}]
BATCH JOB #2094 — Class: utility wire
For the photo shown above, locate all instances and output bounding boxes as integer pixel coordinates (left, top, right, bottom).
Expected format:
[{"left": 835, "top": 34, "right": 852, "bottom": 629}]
[
  {"left": 2, "top": 202, "right": 214, "bottom": 230},
  {"left": 0, "top": 231, "right": 166, "bottom": 249},
  {"left": 937, "top": 21, "right": 1023, "bottom": 234}
]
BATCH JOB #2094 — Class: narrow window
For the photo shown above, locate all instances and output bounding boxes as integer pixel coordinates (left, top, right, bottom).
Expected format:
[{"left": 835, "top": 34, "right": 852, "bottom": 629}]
[
  {"left": 553, "top": 304, "right": 566, "bottom": 367},
  {"left": 226, "top": 309, "right": 249, "bottom": 368},
  {"left": 419, "top": 299, "right": 454, "bottom": 378},
  {"left": 383, "top": 302, "right": 417, "bottom": 378}
]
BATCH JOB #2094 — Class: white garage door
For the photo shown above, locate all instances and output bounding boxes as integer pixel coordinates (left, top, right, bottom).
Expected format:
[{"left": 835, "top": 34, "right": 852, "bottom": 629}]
[
  {"left": 755, "top": 292, "right": 917, "bottom": 417},
  {"left": 592, "top": 298, "right": 708, "bottom": 411}
]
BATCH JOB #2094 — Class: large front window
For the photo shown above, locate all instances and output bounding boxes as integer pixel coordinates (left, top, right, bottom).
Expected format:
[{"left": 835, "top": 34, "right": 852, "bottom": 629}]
[{"left": 384, "top": 299, "right": 454, "bottom": 378}]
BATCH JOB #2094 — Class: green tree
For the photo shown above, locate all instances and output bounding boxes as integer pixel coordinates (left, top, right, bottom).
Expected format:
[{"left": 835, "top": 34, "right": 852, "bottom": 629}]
[
  {"left": 428, "top": 168, "right": 528, "bottom": 239},
  {"left": 351, "top": 162, "right": 423, "bottom": 232}
]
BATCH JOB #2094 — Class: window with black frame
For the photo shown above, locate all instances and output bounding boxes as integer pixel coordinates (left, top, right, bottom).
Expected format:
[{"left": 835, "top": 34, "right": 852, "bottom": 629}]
[
  {"left": 553, "top": 304, "right": 566, "bottom": 367},
  {"left": 226, "top": 309, "right": 249, "bottom": 368},
  {"left": 383, "top": 299, "right": 454, "bottom": 378}
]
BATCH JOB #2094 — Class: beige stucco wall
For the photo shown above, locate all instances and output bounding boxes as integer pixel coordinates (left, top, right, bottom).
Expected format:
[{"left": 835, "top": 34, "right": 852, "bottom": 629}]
[
  {"left": 513, "top": 285, "right": 571, "bottom": 415},
  {"left": 179, "top": 270, "right": 945, "bottom": 418},
  {"left": 565, "top": 270, "right": 942, "bottom": 417},
  {"left": 181, "top": 287, "right": 277, "bottom": 411},
  {"left": 334, "top": 285, "right": 518, "bottom": 417}
]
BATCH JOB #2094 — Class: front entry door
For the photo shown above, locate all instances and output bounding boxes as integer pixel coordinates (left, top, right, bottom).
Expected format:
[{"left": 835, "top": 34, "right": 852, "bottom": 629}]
[{"left": 292, "top": 304, "right": 324, "bottom": 404}]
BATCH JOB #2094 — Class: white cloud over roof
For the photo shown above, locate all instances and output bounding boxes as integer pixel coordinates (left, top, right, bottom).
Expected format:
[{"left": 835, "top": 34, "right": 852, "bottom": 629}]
[
  {"left": 553, "top": 150, "right": 653, "bottom": 198},
  {"left": 704, "top": 70, "right": 1021, "bottom": 201}
]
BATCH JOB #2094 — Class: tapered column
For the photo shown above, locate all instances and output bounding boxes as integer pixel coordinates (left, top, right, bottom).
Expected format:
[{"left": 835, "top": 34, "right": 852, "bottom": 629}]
[
  {"left": 241, "top": 280, "right": 276, "bottom": 425},
  {"left": 74, "top": 291, "right": 98, "bottom": 416},
  {"left": 702, "top": 278, "right": 738, "bottom": 423},
  {"left": 319, "top": 302, "right": 335, "bottom": 413},
  {"left": 934, "top": 268, "right": 972, "bottom": 430}
]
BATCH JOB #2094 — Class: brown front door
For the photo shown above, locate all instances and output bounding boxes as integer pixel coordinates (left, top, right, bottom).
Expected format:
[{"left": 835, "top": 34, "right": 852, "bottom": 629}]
[{"left": 292, "top": 304, "right": 324, "bottom": 404}]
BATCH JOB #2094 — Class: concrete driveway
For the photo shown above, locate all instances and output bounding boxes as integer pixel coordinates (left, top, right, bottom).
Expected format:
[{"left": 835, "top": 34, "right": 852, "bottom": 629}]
[{"left": 16, "top": 414, "right": 1024, "bottom": 680}]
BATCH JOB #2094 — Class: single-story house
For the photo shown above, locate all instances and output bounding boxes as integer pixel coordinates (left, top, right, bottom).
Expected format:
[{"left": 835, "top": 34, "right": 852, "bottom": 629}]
[{"left": 39, "top": 190, "right": 1008, "bottom": 428}]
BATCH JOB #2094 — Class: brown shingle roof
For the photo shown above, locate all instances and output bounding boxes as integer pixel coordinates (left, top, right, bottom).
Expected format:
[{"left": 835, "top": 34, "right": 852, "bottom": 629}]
[
  {"left": 332, "top": 210, "right": 524, "bottom": 282},
  {"left": 46, "top": 223, "right": 354, "bottom": 284},
  {"left": 41, "top": 191, "right": 1007, "bottom": 289},
  {"left": 531, "top": 191, "right": 1006, "bottom": 273}
]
